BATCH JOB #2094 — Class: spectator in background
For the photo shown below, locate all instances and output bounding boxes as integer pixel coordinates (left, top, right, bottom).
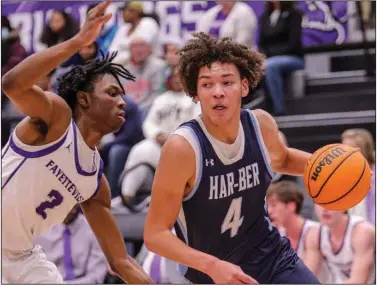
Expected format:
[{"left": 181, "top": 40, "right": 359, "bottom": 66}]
[
  {"left": 341, "top": 128, "right": 375, "bottom": 224},
  {"left": 305, "top": 206, "right": 375, "bottom": 284},
  {"left": 1, "top": 15, "right": 28, "bottom": 76},
  {"left": 197, "top": 1, "right": 257, "bottom": 48},
  {"left": 1, "top": 15, "right": 28, "bottom": 146},
  {"left": 266, "top": 181, "right": 331, "bottom": 283},
  {"left": 98, "top": 95, "right": 145, "bottom": 199},
  {"left": 160, "top": 37, "right": 182, "bottom": 92},
  {"left": 40, "top": 10, "right": 80, "bottom": 48},
  {"left": 120, "top": 67, "right": 201, "bottom": 205},
  {"left": 109, "top": 1, "right": 160, "bottom": 65},
  {"left": 123, "top": 38, "right": 165, "bottom": 117},
  {"left": 34, "top": 205, "right": 108, "bottom": 284},
  {"left": 258, "top": 1, "right": 304, "bottom": 116},
  {"left": 87, "top": 3, "right": 118, "bottom": 55}
]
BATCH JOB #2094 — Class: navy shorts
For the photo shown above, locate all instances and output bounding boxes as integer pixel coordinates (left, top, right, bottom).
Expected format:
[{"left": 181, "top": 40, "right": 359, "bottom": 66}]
[{"left": 271, "top": 257, "right": 321, "bottom": 284}]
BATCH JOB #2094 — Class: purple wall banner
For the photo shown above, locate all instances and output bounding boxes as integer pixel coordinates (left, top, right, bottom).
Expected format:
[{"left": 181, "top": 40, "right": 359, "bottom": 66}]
[{"left": 2, "top": 1, "right": 349, "bottom": 53}]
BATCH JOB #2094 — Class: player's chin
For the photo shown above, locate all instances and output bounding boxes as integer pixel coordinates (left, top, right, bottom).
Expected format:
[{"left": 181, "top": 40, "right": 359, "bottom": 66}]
[{"left": 109, "top": 119, "right": 124, "bottom": 133}]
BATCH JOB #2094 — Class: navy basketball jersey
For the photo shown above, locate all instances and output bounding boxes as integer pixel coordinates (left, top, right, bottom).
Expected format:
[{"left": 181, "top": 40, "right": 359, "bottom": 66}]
[{"left": 173, "top": 109, "right": 293, "bottom": 283}]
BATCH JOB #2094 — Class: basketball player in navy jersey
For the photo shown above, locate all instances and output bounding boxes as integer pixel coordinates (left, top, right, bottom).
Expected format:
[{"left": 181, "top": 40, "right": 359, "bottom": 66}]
[
  {"left": 2, "top": 1, "right": 152, "bottom": 284},
  {"left": 144, "top": 32, "right": 320, "bottom": 284}
]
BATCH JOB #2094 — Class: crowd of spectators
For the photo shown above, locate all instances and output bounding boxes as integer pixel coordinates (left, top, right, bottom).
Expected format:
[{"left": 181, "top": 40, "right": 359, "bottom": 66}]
[{"left": 1, "top": 1, "right": 375, "bottom": 284}]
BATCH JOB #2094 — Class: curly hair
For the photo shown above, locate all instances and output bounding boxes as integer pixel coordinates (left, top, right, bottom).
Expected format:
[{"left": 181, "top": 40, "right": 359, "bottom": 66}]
[
  {"left": 178, "top": 32, "right": 265, "bottom": 98},
  {"left": 57, "top": 51, "right": 135, "bottom": 116}
]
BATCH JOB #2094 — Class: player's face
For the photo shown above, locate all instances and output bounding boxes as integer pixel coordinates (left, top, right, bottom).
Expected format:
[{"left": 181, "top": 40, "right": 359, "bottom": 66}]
[
  {"left": 88, "top": 74, "right": 126, "bottom": 133},
  {"left": 267, "top": 194, "right": 292, "bottom": 226},
  {"left": 196, "top": 62, "right": 249, "bottom": 125},
  {"left": 315, "top": 205, "right": 345, "bottom": 227}
]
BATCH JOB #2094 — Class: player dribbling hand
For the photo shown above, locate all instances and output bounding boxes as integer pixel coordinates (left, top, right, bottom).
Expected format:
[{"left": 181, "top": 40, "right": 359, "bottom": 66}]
[{"left": 206, "top": 260, "right": 259, "bottom": 284}]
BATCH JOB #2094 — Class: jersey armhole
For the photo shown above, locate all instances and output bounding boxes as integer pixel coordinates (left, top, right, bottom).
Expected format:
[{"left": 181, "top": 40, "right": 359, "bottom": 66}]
[
  {"left": 245, "top": 110, "right": 276, "bottom": 179},
  {"left": 89, "top": 158, "right": 104, "bottom": 200},
  {"left": 172, "top": 126, "right": 202, "bottom": 202}
]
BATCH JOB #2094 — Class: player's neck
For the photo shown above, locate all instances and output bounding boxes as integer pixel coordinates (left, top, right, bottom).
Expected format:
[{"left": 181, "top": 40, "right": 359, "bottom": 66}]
[
  {"left": 201, "top": 114, "right": 240, "bottom": 144},
  {"left": 284, "top": 215, "right": 304, "bottom": 239},
  {"left": 75, "top": 118, "right": 103, "bottom": 150},
  {"left": 329, "top": 215, "right": 349, "bottom": 240}
]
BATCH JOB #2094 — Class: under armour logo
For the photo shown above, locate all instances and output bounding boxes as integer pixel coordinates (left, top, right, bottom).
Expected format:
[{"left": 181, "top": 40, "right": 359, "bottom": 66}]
[{"left": 205, "top": 159, "right": 214, "bottom": 166}]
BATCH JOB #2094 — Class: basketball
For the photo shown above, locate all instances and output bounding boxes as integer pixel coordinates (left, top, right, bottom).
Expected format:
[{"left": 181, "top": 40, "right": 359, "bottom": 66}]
[{"left": 304, "top": 144, "right": 372, "bottom": 211}]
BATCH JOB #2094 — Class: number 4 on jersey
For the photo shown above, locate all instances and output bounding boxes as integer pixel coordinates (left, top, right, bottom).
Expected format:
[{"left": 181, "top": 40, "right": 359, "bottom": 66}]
[{"left": 221, "top": 197, "right": 244, "bottom": 238}]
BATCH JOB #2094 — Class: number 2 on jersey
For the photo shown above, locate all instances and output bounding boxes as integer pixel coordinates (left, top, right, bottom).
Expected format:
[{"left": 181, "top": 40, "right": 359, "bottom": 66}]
[
  {"left": 36, "top": 190, "right": 63, "bottom": 219},
  {"left": 221, "top": 197, "right": 244, "bottom": 238}
]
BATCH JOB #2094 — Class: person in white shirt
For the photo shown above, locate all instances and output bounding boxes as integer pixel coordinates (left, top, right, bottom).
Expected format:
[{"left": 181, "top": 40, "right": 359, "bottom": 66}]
[
  {"left": 304, "top": 206, "right": 375, "bottom": 284},
  {"left": 120, "top": 66, "right": 201, "bottom": 202},
  {"left": 266, "top": 181, "right": 331, "bottom": 283},
  {"left": 109, "top": 1, "right": 160, "bottom": 65},
  {"left": 197, "top": 1, "right": 257, "bottom": 48},
  {"left": 341, "top": 128, "right": 375, "bottom": 224},
  {"left": 34, "top": 205, "right": 108, "bottom": 284}
]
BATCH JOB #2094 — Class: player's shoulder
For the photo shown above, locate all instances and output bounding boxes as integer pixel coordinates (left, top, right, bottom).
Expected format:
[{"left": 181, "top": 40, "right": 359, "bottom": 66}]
[
  {"left": 306, "top": 222, "right": 321, "bottom": 245},
  {"left": 164, "top": 133, "right": 195, "bottom": 157},
  {"left": 251, "top": 108, "right": 274, "bottom": 122},
  {"left": 352, "top": 220, "right": 375, "bottom": 236}
]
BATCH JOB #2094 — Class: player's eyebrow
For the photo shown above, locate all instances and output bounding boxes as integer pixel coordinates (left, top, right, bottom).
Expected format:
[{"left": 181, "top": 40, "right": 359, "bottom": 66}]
[
  {"left": 198, "top": 73, "right": 236, "bottom": 80},
  {"left": 106, "top": 84, "right": 123, "bottom": 93}
]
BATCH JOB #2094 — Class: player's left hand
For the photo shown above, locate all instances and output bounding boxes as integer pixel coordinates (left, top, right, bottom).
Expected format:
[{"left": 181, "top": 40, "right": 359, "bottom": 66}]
[{"left": 74, "top": 1, "right": 112, "bottom": 48}]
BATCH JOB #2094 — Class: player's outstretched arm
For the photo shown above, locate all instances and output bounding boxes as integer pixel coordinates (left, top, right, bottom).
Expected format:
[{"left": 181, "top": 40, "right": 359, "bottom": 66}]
[
  {"left": 345, "top": 222, "right": 375, "bottom": 284},
  {"left": 144, "top": 135, "right": 258, "bottom": 284},
  {"left": 1, "top": 1, "right": 112, "bottom": 134},
  {"left": 253, "top": 109, "right": 312, "bottom": 176},
  {"left": 81, "top": 175, "right": 154, "bottom": 284},
  {"left": 302, "top": 225, "right": 323, "bottom": 276}
]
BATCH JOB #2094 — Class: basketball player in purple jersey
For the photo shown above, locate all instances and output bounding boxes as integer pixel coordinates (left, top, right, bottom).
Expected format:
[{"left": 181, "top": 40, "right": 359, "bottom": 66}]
[
  {"left": 144, "top": 33, "right": 320, "bottom": 284},
  {"left": 1, "top": 1, "right": 152, "bottom": 284}
]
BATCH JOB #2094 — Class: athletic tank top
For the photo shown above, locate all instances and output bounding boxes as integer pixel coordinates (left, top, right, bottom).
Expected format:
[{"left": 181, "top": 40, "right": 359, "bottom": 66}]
[
  {"left": 172, "top": 109, "right": 286, "bottom": 283},
  {"left": 2, "top": 120, "right": 103, "bottom": 252},
  {"left": 320, "top": 215, "right": 375, "bottom": 284}
]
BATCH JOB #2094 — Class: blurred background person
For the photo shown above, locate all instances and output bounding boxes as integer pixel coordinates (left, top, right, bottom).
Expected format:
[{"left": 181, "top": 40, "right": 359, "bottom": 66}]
[
  {"left": 34, "top": 205, "right": 108, "bottom": 284},
  {"left": 1, "top": 15, "right": 28, "bottom": 147},
  {"left": 266, "top": 181, "right": 331, "bottom": 283},
  {"left": 258, "top": 1, "right": 304, "bottom": 115},
  {"left": 123, "top": 38, "right": 165, "bottom": 118},
  {"left": 86, "top": 3, "right": 118, "bottom": 55},
  {"left": 98, "top": 95, "right": 145, "bottom": 199},
  {"left": 304, "top": 206, "right": 375, "bottom": 284},
  {"left": 341, "top": 128, "right": 375, "bottom": 224},
  {"left": 197, "top": 1, "right": 257, "bottom": 48},
  {"left": 160, "top": 36, "right": 182, "bottom": 92},
  {"left": 119, "top": 66, "right": 201, "bottom": 208},
  {"left": 1, "top": 15, "right": 28, "bottom": 77},
  {"left": 40, "top": 10, "right": 80, "bottom": 48},
  {"left": 109, "top": 1, "right": 160, "bottom": 65}
]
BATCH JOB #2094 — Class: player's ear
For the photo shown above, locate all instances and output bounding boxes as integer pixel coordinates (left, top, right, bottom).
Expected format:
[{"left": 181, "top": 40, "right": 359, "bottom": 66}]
[
  {"left": 241, "top": 78, "right": 249, "bottom": 98},
  {"left": 193, "top": 95, "right": 200, "bottom": 103},
  {"left": 77, "top": 91, "right": 90, "bottom": 109},
  {"left": 287, "top": 201, "right": 296, "bottom": 213}
]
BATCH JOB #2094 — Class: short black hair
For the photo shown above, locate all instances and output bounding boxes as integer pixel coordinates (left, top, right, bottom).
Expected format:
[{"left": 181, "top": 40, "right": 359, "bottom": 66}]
[
  {"left": 57, "top": 51, "right": 135, "bottom": 115},
  {"left": 178, "top": 32, "right": 265, "bottom": 98}
]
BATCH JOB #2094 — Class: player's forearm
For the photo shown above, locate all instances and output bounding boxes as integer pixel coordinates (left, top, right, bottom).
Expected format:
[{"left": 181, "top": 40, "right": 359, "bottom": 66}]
[
  {"left": 273, "top": 147, "right": 312, "bottom": 176},
  {"left": 144, "top": 228, "right": 218, "bottom": 276},
  {"left": 2, "top": 37, "right": 83, "bottom": 93},
  {"left": 111, "top": 256, "right": 154, "bottom": 284}
]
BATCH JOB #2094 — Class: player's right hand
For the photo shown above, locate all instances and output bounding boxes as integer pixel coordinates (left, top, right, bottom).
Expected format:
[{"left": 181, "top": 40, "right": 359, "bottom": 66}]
[
  {"left": 206, "top": 260, "right": 258, "bottom": 284},
  {"left": 74, "top": 1, "right": 112, "bottom": 47}
]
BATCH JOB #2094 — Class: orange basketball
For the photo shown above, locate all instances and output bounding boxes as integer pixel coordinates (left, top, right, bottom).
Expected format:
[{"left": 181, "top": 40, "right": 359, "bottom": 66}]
[{"left": 304, "top": 144, "right": 371, "bottom": 211}]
